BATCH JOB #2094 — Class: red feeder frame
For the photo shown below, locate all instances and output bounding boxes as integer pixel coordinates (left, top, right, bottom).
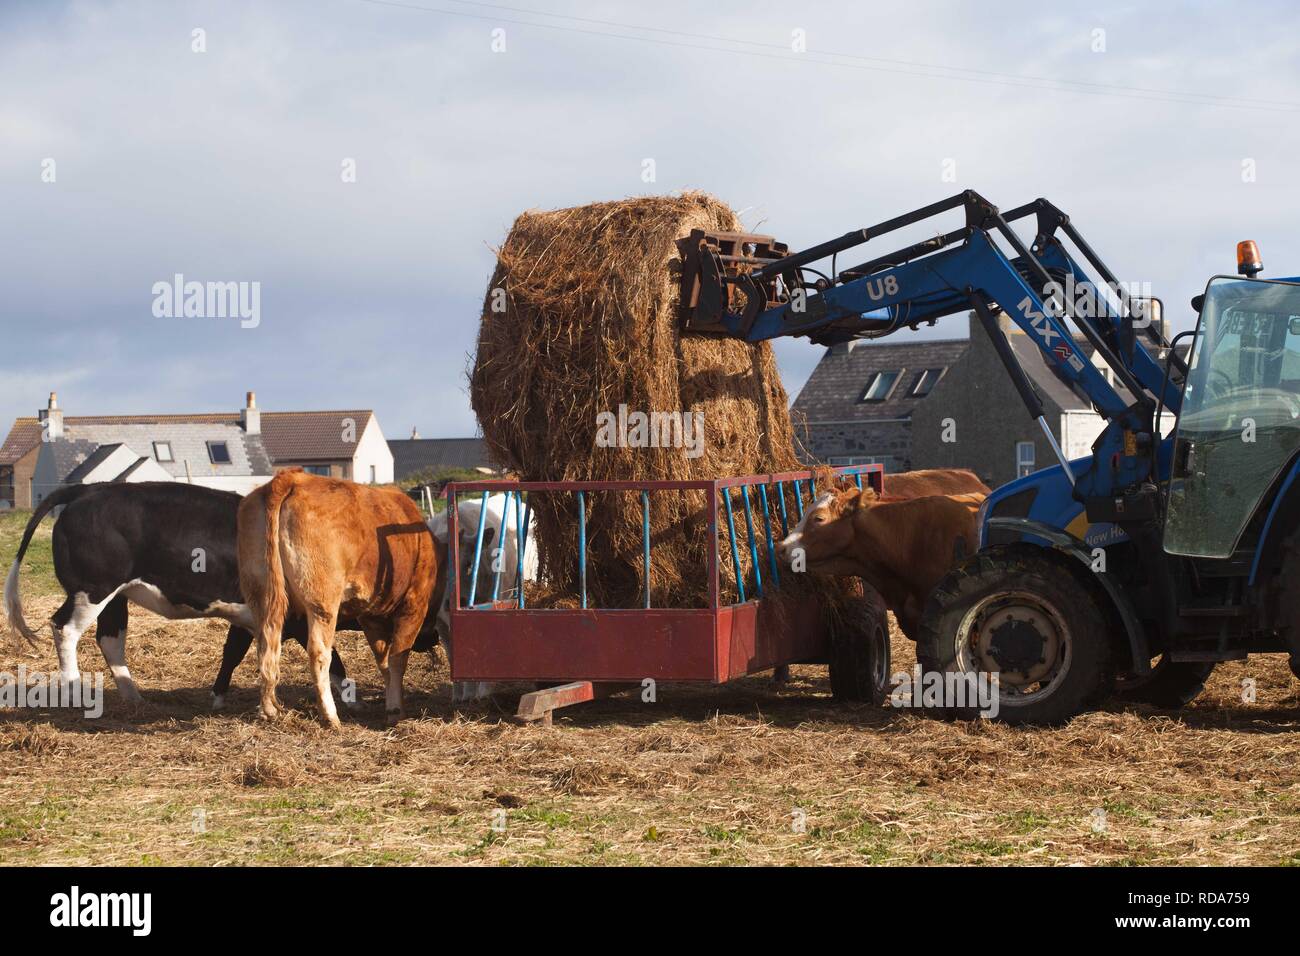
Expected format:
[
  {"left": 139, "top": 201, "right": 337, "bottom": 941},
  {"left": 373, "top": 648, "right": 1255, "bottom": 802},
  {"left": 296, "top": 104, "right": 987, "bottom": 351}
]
[{"left": 445, "top": 465, "right": 883, "bottom": 723}]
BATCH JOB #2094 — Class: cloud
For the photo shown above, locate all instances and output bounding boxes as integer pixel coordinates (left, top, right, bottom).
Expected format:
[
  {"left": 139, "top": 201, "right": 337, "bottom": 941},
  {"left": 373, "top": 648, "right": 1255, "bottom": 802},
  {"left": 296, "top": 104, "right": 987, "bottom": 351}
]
[{"left": 2, "top": 0, "right": 1298, "bottom": 440}]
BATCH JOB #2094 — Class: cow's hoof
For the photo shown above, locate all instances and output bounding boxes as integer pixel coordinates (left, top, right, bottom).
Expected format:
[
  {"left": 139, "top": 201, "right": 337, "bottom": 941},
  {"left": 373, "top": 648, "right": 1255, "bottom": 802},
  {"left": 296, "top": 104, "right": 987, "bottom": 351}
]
[
  {"left": 385, "top": 709, "right": 403, "bottom": 727},
  {"left": 210, "top": 692, "right": 227, "bottom": 711},
  {"left": 259, "top": 704, "right": 281, "bottom": 721},
  {"left": 322, "top": 717, "right": 343, "bottom": 731}
]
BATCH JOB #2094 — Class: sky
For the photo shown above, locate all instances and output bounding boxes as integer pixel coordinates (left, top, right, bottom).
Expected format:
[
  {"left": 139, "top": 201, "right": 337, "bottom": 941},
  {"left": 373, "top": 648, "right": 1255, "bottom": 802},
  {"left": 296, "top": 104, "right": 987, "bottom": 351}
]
[{"left": 2, "top": 0, "right": 1299, "bottom": 439}]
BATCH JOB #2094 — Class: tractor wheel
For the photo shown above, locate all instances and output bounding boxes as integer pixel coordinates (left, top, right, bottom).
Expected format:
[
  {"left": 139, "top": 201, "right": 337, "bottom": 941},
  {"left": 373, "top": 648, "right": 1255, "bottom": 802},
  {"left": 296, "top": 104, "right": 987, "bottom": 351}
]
[
  {"left": 1273, "top": 529, "right": 1300, "bottom": 680},
  {"left": 827, "top": 585, "right": 891, "bottom": 705},
  {"left": 917, "top": 545, "right": 1113, "bottom": 725},
  {"left": 1113, "top": 656, "right": 1215, "bottom": 708}
]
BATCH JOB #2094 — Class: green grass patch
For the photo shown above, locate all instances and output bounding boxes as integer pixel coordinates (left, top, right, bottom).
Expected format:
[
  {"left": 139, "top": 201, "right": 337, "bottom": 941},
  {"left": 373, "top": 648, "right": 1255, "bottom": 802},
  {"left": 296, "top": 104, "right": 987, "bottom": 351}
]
[
  {"left": 997, "top": 810, "right": 1054, "bottom": 834},
  {"left": 0, "top": 510, "right": 59, "bottom": 597}
]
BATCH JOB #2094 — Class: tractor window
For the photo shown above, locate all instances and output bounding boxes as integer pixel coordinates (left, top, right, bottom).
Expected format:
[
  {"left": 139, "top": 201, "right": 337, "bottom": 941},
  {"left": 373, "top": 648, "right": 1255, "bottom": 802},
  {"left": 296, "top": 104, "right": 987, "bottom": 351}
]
[{"left": 1164, "top": 276, "right": 1300, "bottom": 558}]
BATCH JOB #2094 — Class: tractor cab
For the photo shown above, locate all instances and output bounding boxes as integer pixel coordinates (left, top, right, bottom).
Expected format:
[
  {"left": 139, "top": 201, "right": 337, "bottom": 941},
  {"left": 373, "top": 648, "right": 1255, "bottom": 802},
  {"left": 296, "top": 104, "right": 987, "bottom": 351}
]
[{"left": 1165, "top": 272, "right": 1300, "bottom": 560}]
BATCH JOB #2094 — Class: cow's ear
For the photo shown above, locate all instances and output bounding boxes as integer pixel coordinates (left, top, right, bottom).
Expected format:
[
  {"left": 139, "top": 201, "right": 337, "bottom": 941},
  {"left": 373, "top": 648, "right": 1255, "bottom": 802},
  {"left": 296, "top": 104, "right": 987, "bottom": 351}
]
[
  {"left": 853, "top": 487, "right": 878, "bottom": 509},
  {"left": 466, "top": 526, "right": 497, "bottom": 547}
]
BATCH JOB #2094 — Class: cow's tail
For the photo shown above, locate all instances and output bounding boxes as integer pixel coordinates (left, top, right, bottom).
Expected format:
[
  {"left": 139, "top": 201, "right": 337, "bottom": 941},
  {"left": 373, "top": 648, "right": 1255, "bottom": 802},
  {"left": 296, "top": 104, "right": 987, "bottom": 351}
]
[
  {"left": 258, "top": 469, "right": 301, "bottom": 647},
  {"left": 3, "top": 485, "right": 96, "bottom": 648}
]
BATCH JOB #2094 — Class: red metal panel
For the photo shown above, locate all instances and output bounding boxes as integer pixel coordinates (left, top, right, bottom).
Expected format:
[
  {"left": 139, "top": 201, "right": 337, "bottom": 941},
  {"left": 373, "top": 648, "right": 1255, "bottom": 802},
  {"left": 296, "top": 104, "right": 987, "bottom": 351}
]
[
  {"left": 454, "top": 597, "right": 830, "bottom": 684},
  {"left": 451, "top": 608, "right": 720, "bottom": 682},
  {"left": 707, "top": 490, "right": 720, "bottom": 610},
  {"left": 715, "top": 595, "right": 828, "bottom": 680}
]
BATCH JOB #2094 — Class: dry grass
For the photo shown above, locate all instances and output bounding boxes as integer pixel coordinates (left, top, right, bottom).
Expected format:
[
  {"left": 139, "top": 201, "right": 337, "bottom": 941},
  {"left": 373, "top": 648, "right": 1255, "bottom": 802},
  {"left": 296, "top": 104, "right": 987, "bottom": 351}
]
[{"left": 1, "top": 584, "right": 1298, "bottom": 866}]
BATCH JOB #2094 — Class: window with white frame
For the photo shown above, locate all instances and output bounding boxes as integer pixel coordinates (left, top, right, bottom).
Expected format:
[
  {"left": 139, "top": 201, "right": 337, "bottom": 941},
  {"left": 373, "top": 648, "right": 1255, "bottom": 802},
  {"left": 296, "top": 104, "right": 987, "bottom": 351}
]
[
  {"left": 152, "top": 441, "right": 173, "bottom": 462},
  {"left": 909, "top": 367, "right": 945, "bottom": 397},
  {"left": 1016, "top": 441, "right": 1036, "bottom": 477},
  {"left": 860, "top": 370, "right": 900, "bottom": 402}
]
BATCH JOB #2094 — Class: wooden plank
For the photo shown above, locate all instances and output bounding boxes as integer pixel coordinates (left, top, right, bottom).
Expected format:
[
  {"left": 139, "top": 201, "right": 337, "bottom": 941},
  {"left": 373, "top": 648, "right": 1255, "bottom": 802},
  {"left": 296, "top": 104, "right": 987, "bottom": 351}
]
[
  {"left": 516, "top": 682, "right": 595, "bottom": 723},
  {"left": 515, "top": 681, "right": 639, "bottom": 724}
]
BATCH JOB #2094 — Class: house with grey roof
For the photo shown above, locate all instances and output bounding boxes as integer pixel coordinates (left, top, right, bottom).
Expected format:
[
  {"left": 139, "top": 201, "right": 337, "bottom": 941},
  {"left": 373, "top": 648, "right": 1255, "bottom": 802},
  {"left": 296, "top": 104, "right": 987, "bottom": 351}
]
[
  {"left": 388, "top": 432, "right": 495, "bottom": 483},
  {"left": 792, "top": 312, "right": 1140, "bottom": 488},
  {"left": 2, "top": 392, "right": 394, "bottom": 508},
  {"left": 791, "top": 338, "right": 968, "bottom": 475},
  {"left": 26, "top": 393, "right": 274, "bottom": 505}
]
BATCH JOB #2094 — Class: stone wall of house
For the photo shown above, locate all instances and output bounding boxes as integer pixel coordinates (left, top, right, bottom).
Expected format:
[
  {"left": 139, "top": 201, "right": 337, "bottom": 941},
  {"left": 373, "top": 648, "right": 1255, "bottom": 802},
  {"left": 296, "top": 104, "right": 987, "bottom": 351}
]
[
  {"left": 912, "top": 320, "right": 1061, "bottom": 488},
  {"left": 11, "top": 446, "right": 40, "bottom": 509},
  {"left": 796, "top": 419, "right": 911, "bottom": 471}
]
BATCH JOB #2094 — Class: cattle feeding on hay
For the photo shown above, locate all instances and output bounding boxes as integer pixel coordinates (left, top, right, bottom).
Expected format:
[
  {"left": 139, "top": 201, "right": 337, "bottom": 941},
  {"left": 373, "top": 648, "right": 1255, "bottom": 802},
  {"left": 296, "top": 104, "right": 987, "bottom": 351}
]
[
  {"left": 2, "top": 482, "right": 348, "bottom": 707},
  {"left": 777, "top": 478, "right": 985, "bottom": 640},
  {"left": 237, "top": 469, "right": 440, "bottom": 728}
]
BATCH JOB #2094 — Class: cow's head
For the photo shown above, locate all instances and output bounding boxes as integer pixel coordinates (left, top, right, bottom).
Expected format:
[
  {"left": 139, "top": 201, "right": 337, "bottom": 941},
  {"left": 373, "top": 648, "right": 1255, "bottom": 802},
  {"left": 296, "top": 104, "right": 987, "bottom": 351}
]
[{"left": 776, "top": 487, "right": 874, "bottom": 575}]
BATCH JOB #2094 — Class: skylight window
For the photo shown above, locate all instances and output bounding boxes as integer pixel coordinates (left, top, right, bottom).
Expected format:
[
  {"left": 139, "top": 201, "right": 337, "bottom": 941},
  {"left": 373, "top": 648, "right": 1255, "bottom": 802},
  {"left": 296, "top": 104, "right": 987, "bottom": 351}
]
[
  {"left": 860, "top": 370, "right": 900, "bottom": 402},
  {"left": 909, "top": 368, "right": 945, "bottom": 397},
  {"left": 153, "top": 441, "right": 174, "bottom": 462},
  {"left": 206, "top": 441, "right": 232, "bottom": 464}
]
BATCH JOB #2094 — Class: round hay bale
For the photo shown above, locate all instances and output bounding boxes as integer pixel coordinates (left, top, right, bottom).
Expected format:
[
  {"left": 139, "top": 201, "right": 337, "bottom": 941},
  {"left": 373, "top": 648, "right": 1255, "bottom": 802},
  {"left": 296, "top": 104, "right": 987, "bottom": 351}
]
[{"left": 471, "top": 193, "right": 802, "bottom": 607}]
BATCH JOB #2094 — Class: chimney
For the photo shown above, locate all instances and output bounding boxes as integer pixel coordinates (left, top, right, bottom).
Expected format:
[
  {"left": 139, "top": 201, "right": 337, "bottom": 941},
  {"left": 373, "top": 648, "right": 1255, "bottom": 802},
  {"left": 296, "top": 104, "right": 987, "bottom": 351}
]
[
  {"left": 410, "top": 426, "right": 420, "bottom": 440},
  {"left": 38, "top": 391, "right": 64, "bottom": 441},
  {"left": 242, "top": 390, "right": 260, "bottom": 435}
]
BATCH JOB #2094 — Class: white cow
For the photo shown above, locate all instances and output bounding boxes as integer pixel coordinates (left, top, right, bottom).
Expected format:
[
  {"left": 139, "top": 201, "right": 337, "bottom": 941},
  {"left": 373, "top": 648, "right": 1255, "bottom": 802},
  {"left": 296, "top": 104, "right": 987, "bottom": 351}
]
[{"left": 427, "top": 492, "right": 538, "bottom": 702}]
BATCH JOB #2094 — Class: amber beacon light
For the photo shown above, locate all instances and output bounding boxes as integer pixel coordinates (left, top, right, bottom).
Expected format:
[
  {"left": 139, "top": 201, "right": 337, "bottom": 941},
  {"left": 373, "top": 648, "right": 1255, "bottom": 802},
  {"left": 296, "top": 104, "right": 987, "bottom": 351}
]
[{"left": 1237, "top": 240, "right": 1263, "bottom": 277}]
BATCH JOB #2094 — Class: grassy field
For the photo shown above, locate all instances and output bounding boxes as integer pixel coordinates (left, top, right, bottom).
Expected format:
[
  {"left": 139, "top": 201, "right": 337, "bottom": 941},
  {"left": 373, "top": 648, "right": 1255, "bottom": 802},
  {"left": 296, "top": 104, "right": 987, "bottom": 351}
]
[{"left": 1, "top": 508, "right": 1298, "bottom": 866}]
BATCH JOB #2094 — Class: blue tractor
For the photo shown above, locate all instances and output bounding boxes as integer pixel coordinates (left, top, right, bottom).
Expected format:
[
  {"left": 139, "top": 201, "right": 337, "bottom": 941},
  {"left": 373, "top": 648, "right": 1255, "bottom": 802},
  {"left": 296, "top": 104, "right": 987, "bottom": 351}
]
[{"left": 679, "top": 190, "right": 1300, "bottom": 723}]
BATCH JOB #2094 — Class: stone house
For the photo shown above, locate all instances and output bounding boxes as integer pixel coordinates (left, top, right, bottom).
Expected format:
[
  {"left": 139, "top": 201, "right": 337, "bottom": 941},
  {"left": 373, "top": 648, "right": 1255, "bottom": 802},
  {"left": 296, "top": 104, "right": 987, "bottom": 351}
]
[{"left": 792, "top": 313, "right": 1135, "bottom": 488}]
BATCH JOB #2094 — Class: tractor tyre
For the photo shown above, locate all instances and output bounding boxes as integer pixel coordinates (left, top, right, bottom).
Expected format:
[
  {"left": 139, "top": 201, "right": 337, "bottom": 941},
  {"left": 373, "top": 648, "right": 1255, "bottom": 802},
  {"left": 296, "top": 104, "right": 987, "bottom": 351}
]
[
  {"left": 827, "top": 584, "right": 891, "bottom": 705},
  {"left": 917, "top": 545, "right": 1113, "bottom": 725},
  {"left": 1273, "top": 528, "right": 1300, "bottom": 681},
  {"left": 1113, "top": 657, "right": 1215, "bottom": 708}
]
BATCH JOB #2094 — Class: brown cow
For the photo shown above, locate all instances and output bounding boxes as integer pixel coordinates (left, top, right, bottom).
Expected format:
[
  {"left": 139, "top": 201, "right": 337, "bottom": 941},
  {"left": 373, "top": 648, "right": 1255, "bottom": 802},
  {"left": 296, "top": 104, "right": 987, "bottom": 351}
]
[
  {"left": 882, "top": 468, "right": 989, "bottom": 498},
  {"left": 776, "top": 486, "right": 984, "bottom": 640},
  {"left": 238, "top": 470, "right": 440, "bottom": 728}
]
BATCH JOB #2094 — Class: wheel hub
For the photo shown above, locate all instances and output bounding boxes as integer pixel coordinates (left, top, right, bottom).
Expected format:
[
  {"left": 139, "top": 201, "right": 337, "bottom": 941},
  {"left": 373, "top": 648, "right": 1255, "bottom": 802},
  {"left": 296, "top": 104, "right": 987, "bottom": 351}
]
[
  {"left": 962, "top": 593, "right": 1066, "bottom": 691},
  {"left": 986, "top": 617, "right": 1047, "bottom": 674}
]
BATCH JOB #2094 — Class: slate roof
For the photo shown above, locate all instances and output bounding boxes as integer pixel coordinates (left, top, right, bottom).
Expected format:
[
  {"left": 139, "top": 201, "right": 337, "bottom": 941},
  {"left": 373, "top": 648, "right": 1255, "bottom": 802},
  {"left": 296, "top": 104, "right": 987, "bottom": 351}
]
[
  {"left": 63, "top": 443, "right": 127, "bottom": 483},
  {"left": 389, "top": 438, "right": 495, "bottom": 480},
  {"left": 791, "top": 338, "right": 970, "bottom": 423},
  {"left": 791, "top": 320, "right": 1146, "bottom": 422},
  {"left": 45, "top": 440, "right": 101, "bottom": 481},
  {"left": 35, "top": 423, "right": 272, "bottom": 483}
]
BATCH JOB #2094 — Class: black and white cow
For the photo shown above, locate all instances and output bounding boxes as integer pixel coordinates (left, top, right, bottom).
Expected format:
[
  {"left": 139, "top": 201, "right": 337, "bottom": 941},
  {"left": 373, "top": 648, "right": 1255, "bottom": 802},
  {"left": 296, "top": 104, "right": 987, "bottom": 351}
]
[
  {"left": 428, "top": 491, "right": 538, "bottom": 702},
  {"left": 2, "top": 481, "right": 349, "bottom": 707}
]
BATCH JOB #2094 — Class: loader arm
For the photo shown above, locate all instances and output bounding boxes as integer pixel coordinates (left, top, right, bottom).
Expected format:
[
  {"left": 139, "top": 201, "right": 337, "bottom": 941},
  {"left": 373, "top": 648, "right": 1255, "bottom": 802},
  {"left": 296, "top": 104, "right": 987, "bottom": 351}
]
[{"left": 678, "top": 190, "right": 1180, "bottom": 506}]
